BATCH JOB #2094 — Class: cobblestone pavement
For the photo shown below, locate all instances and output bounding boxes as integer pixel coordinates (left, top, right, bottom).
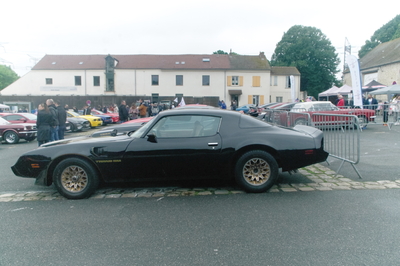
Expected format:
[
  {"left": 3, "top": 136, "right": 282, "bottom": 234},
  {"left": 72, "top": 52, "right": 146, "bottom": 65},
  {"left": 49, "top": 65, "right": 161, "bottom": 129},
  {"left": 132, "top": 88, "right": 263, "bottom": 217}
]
[{"left": 1, "top": 163, "right": 400, "bottom": 202}]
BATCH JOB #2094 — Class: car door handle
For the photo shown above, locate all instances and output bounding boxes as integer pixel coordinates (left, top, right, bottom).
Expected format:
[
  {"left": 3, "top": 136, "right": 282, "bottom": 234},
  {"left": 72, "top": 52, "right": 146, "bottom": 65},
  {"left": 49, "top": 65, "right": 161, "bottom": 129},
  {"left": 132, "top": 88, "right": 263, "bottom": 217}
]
[{"left": 208, "top": 142, "right": 219, "bottom": 146}]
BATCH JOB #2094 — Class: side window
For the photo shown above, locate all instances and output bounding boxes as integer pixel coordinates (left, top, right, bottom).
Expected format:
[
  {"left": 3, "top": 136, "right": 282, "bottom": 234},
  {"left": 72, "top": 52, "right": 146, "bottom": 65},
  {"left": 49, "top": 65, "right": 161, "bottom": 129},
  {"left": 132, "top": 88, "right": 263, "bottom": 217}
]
[{"left": 150, "top": 115, "right": 221, "bottom": 138}]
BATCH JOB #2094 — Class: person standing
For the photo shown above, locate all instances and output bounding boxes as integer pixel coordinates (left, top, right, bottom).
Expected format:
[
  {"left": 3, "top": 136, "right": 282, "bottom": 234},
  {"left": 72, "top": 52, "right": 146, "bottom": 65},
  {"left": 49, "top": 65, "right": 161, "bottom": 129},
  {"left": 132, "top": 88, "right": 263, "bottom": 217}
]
[
  {"left": 36, "top": 103, "right": 52, "bottom": 146},
  {"left": 364, "top": 94, "right": 378, "bottom": 110},
  {"left": 46, "top": 99, "right": 59, "bottom": 141},
  {"left": 138, "top": 99, "right": 148, "bottom": 118},
  {"left": 151, "top": 102, "right": 159, "bottom": 116},
  {"left": 128, "top": 103, "right": 138, "bottom": 120},
  {"left": 113, "top": 104, "right": 119, "bottom": 114},
  {"left": 390, "top": 95, "right": 400, "bottom": 125},
  {"left": 230, "top": 101, "right": 237, "bottom": 110},
  {"left": 221, "top": 100, "right": 227, "bottom": 109},
  {"left": 82, "top": 105, "right": 91, "bottom": 115},
  {"left": 118, "top": 100, "right": 129, "bottom": 122},
  {"left": 335, "top": 94, "right": 345, "bottom": 108},
  {"left": 55, "top": 100, "right": 67, "bottom": 140}
]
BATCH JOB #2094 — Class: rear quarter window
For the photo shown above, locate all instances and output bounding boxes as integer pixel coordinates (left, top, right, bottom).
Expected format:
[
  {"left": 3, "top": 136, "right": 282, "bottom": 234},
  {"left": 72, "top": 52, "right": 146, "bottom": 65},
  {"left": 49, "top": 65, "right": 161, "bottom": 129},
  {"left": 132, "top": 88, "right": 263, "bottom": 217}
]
[{"left": 239, "top": 115, "right": 271, "bottom": 128}]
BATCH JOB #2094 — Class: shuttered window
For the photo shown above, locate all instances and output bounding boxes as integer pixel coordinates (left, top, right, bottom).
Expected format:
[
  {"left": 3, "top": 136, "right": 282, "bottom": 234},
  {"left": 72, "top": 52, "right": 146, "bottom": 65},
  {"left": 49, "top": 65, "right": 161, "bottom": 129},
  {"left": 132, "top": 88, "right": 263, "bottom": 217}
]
[
  {"left": 252, "top": 76, "right": 260, "bottom": 87},
  {"left": 260, "top": 95, "right": 264, "bottom": 105},
  {"left": 227, "top": 76, "right": 243, "bottom": 86}
]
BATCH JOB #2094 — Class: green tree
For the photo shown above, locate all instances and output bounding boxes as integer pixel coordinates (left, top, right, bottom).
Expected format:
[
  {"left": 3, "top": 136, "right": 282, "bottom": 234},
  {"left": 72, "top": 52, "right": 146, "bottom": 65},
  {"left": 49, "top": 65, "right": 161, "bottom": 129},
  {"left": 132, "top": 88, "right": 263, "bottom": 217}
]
[
  {"left": 0, "top": 65, "right": 19, "bottom": 90},
  {"left": 212, "top": 50, "right": 239, "bottom": 55},
  {"left": 358, "top": 15, "right": 400, "bottom": 58},
  {"left": 213, "top": 50, "right": 228, "bottom": 54},
  {"left": 271, "top": 25, "right": 340, "bottom": 98}
]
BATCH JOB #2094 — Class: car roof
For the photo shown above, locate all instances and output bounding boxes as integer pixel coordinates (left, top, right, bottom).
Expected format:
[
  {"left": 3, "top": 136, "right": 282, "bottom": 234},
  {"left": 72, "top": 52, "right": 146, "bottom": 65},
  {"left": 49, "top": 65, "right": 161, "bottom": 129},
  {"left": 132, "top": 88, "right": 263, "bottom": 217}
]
[{"left": 159, "top": 107, "right": 242, "bottom": 118}]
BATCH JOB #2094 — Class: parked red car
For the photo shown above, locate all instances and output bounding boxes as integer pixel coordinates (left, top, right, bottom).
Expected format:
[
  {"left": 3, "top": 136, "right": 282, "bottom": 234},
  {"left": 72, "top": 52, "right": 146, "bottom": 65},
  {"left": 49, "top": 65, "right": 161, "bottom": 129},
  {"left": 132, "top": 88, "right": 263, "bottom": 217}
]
[
  {"left": 0, "top": 116, "right": 37, "bottom": 144},
  {"left": 91, "top": 109, "right": 119, "bottom": 123},
  {"left": 289, "top": 101, "right": 376, "bottom": 127},
  {"left": 0, "top": 113, "right": 37, "bottom": 123}
]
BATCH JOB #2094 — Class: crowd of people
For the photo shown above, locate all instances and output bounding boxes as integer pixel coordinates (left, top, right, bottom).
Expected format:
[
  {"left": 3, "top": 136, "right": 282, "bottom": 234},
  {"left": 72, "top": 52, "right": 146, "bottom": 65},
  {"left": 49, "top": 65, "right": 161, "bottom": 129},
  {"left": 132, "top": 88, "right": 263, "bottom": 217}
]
[
  {"left": 31, "top": 93, "right": 400, "bottom": 146},
  {"left": 36, "top": 99, "right": 67, "bottom": 146}
]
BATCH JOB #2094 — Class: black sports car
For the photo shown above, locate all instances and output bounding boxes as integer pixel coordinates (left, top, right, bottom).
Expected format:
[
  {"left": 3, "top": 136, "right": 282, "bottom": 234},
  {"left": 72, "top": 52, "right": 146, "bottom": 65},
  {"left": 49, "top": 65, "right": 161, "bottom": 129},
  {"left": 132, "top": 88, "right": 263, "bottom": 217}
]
[{"left": 12, "top": 109, "right": 328, "bottom": 199}]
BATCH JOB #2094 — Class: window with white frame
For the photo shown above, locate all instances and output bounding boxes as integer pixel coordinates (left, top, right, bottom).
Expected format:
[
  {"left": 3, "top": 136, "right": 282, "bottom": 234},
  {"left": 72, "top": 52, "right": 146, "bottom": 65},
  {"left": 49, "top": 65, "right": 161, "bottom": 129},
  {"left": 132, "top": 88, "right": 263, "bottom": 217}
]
[
  {"left": 252, "top": 95, "right": 259, "bottom": 105},
  {"left": 152, "top": 75, "right": 159, "bottom": 86},
  {"left": 232, "top": 76, "right": 239, "bottom": 86},
  {"left": 176, "top": 75, "right": 183, "bottom": 86},
  {"left": 285, "top": 76, "right": 291, "bottom": 89},
  {"left": 202, "top": 75, "right": 210, "bottom": 86},
  {"left": 75, "top": 76, "right": 82, "bottom": 86},
  {"left": 276, "top": 97, "right": 283, "bottom": 103}
]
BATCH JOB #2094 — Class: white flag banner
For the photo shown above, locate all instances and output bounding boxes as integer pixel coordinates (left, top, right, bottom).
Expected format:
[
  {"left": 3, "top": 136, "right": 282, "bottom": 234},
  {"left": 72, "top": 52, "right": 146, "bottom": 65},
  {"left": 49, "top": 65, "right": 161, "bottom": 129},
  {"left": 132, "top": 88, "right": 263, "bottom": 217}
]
[
  {"left": 179, "top": 97, "right": 186, "bottom": 107},
  {"left": 173, "top": 98, "right": 178, "bottom": 103},
  {"left": 346, "top": 54, "right": 363, "bottom": 108},
  {"left": 290, "top": 75, "right": 296, "bottom": 102}
]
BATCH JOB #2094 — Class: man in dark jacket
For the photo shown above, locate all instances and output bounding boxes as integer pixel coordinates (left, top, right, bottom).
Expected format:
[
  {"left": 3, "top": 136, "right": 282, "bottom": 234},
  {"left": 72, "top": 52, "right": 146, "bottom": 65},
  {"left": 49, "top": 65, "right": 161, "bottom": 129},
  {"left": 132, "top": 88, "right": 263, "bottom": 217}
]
[
  {"left": 46, "top": 99, "right": 59, "bottom": 141},
  {"left": 55, "top": 100, "right": 67, "bottom": 140},
  {"left": 118, "top": 100, "right": 129, "bottom": 122}
]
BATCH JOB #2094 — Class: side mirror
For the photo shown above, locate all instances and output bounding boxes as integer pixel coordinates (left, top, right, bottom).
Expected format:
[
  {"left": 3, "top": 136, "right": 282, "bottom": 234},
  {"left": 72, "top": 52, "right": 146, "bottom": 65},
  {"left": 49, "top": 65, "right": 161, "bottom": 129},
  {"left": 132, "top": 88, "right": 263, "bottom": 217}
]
[{"left": 147, "top": 132, "right": 157, "bottom": 143}]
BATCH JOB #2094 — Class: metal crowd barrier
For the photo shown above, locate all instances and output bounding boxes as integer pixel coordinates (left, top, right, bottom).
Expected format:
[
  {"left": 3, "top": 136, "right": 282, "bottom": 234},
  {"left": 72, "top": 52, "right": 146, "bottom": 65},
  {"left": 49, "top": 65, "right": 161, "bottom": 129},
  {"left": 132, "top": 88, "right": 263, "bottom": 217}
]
[
  {"left": 263, "top": 110, "right": 362, "bottom": 178},
  {"left": 311, "top": 113, "right": 362, "bottom": 178},
  {"left": 340, "top": 103, "right": 400, "bottom": 129}
]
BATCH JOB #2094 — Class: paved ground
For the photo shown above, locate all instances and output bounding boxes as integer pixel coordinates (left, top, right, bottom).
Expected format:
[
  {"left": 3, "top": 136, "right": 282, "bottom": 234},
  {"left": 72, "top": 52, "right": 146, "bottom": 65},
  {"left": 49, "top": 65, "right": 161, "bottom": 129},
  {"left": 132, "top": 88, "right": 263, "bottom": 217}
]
[{"left": 2, "top": 163, "right": 400, "bottom": 202}]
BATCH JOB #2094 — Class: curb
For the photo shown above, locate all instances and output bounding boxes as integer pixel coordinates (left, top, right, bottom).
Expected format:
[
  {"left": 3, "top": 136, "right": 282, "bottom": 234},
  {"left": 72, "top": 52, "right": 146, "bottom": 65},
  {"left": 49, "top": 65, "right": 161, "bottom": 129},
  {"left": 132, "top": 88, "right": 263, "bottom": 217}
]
[{"left": 1, "top": 164, "right": 399, "bottom": 202}]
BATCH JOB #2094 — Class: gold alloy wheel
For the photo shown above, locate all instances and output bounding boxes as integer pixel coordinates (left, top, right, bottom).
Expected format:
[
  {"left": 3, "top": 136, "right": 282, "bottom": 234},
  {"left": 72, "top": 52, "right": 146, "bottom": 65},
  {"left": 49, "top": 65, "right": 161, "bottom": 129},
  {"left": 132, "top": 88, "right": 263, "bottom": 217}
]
[
  {"left": 242, "top": 158, "right": 271, "bottom": 186},
  {"left": 61, "top": 165, "right": 89, "bottom": 192}
]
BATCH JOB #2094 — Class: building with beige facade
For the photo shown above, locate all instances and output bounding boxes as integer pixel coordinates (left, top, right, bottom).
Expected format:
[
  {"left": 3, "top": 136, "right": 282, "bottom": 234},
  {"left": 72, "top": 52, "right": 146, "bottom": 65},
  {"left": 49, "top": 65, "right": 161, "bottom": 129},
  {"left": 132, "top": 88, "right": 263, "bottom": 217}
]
[
  {"left": 0, "top": 53, "right": 300, "bottom": 111},
  {"left": 343, "top": 38, "right": 400, "bottom": 88}
]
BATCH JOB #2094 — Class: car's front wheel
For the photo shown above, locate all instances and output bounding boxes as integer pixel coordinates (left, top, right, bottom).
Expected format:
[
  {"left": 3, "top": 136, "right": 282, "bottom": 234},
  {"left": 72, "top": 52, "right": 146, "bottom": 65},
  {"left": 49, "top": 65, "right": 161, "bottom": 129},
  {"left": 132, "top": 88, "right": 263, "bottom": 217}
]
[
  {"left": 4, "top": 131, "right": 20, "bottom": 144},
  {"left": 235, "top": 150, "right": 278, "bottom": 193},
  {"left": 53, "top": 158, "right": 99, "bottom": 199}
]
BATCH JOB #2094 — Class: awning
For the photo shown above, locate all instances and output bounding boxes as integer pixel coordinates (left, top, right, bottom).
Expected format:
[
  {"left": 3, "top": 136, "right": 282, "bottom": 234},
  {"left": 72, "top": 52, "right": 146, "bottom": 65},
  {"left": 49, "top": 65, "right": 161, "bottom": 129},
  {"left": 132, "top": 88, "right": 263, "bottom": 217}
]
[{"left": 229, "top": 90, "right": 242, "bottom": 95}]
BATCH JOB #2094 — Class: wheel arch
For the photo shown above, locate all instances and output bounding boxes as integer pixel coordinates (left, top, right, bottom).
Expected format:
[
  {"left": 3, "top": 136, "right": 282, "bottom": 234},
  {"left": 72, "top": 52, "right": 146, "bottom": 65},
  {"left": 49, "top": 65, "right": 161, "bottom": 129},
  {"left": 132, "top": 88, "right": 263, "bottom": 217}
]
[
  {"left": 46, "top": 155, "right": 105, "bottom": 185},
  {"left": 232, "top": 144, "right": 281, "bottom": 169},
  {"left": 2, "top": 128, "right": 19, "bottom": 137},
  {"left": 2, "top": 129, "right": 20, "bottom": 144}
]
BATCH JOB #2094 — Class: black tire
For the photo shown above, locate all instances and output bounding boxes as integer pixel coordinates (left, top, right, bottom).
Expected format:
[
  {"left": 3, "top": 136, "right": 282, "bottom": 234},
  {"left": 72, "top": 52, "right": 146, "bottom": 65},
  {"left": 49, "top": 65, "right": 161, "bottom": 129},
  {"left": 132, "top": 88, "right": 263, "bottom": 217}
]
[
  {"left": 53, "top": 158, "right": 99, "bottom": 199},
  {"left": 234, "top": 150, "right": 279, "bottom": 193},
  {"left": 4, "top": 131, "right": 20, "bottom": 144},
  {"left": 69, "top": 123, "right": 76, "bottom": 132}
]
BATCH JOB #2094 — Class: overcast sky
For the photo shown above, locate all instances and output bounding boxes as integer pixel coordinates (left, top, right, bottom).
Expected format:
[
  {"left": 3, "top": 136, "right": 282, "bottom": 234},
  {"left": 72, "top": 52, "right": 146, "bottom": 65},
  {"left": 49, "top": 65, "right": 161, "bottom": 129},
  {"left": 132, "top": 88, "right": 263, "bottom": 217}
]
[{"left": 1, "top": 0, "right": 399, "bottom": 76}]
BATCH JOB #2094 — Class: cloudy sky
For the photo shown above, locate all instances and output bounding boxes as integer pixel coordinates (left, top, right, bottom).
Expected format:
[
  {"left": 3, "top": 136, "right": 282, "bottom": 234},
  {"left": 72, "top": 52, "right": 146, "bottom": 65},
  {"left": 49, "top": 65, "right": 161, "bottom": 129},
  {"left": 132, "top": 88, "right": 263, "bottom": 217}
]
[{"left": 1, "top": 0, "right": 398, "bottom": 76}]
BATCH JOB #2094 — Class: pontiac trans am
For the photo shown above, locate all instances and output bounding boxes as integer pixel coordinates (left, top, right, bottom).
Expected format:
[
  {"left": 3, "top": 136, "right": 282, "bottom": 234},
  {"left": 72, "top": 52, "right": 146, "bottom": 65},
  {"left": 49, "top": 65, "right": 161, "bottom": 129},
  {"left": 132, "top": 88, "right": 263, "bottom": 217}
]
[{"left": 12, "top": 109, "right": 328, "bottom": 199}]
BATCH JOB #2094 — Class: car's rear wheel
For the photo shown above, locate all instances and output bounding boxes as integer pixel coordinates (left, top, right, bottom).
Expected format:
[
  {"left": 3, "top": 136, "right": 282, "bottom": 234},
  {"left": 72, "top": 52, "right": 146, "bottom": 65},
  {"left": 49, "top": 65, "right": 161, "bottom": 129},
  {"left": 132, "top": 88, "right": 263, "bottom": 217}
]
[
  {"left": 53, "top": 158, "right": 99, "bottom": 199},
  {"left": 235, "top": 150, "right": 278, "bottom": 193},
  {"left": 4, "top": 131, "right": 19, "bottom": 144}
]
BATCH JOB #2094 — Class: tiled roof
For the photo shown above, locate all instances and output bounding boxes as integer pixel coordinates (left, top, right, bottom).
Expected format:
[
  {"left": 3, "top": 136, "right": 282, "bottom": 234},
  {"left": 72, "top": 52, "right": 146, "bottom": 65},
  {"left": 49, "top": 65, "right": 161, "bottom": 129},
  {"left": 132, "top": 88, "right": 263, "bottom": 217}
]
[
  {"left": 32, "top": 53, "right": 271, "bottom": 71},
  {"left": 359, "top": 37, "right": 400, "bottom": 70},
  {"left": 271, "top": 66, "right": 300, "bottom": 75}
]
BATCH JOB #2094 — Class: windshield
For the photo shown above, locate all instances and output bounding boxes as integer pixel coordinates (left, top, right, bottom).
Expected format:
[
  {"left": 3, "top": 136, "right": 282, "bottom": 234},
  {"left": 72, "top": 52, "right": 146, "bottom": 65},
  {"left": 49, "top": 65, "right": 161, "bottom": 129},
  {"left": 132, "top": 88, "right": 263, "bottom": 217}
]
[
  {"left": 130, "top": 117, "right": 158, "bottom": 138},
  {"left": 69, "top": 111, "right": 81, "bottom": 116},
  {"left": 22, "top": 113, "right": 37, "bottom": 120}
]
